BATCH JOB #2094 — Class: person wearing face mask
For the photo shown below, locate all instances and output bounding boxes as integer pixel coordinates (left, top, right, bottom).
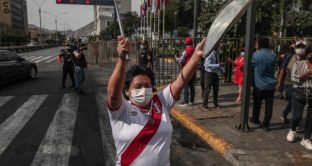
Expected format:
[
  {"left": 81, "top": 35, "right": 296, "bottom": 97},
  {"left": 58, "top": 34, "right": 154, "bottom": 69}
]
[
  {"left": 228, "top": 48, "right": 245, "bottom": 103},
  {"left": 286, "top": 47, "right": 312, "bottom": 150},
  {"left": 277, "top": 41, "right": 306, "bottom": 124},
  {"left": 138, "top": 40, "right": 152, "bottom": 69},
  {"left": 107, "top": 36, "right": 206, "bottom": 166}
]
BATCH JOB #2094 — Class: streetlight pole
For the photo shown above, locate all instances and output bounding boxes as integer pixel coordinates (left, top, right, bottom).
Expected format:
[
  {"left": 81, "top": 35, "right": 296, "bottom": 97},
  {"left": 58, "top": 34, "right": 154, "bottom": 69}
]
[
  {"left": 32, "top": 0, "right": 48, "bottom": 44},
  {"left": 44, "top": 11, "right": 67, "bottom": 44}
]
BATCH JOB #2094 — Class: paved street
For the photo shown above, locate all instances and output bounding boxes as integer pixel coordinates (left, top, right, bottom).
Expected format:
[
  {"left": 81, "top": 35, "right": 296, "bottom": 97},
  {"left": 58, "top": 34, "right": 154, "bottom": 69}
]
[{"left": 0, "top": 48, "right": 229, "bottom": 166}]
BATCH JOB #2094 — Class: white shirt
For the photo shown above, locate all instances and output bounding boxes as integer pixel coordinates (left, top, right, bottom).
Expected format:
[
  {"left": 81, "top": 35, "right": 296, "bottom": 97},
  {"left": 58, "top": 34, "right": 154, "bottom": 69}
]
[
  {"left": 108, "top": 85, "right": 176, "bottom": 166},
  {"left": 291, "top": 60, "right": 312, "bottom": 88}
]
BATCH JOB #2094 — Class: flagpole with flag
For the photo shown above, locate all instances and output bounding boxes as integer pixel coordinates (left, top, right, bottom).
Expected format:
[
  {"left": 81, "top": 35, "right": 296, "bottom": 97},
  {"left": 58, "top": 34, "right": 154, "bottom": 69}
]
[{"left": 162, "top": 0, "right": 165, "bottom": 39}]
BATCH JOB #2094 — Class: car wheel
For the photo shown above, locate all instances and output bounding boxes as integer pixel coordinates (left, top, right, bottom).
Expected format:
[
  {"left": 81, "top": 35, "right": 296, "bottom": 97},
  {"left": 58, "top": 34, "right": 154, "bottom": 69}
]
[{"left": 28, "top": 66, "right": 37, "bottom": 79}]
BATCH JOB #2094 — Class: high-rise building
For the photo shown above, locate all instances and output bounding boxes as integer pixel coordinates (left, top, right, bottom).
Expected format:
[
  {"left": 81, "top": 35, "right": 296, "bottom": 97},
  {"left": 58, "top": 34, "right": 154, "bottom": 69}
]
[
  {"left": 93, "top": 0, "right": 131, "bottom": 35},
  {"left": 0, "top": 0, "right": 28, "bottom": 35}
]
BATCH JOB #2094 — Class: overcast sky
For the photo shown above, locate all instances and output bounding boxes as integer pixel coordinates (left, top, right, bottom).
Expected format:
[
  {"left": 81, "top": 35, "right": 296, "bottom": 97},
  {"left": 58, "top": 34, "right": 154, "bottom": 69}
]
[{"left": 27, "top": 0, "right": 141, "bottom": 31}]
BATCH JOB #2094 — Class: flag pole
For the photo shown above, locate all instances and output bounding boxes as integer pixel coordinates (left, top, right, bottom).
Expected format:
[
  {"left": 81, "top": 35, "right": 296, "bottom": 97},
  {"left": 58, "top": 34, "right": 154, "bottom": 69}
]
[{"left": 162, "top": 0, "right": 165, "bottom": 39}]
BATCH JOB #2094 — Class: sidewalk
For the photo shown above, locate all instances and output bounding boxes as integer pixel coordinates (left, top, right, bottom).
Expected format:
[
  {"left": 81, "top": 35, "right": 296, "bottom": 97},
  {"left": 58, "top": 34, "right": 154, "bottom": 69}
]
[{"left": 171, "top": 84, "right": 312, "bottom": 166}]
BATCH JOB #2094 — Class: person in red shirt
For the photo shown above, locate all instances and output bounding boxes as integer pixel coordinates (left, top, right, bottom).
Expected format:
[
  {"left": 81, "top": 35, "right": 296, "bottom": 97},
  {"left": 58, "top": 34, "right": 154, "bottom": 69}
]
[
  {"left": 176, "top": 37, "right": 195, "bottom": 106},
  {"left": 228, "top": 48, "right": 245, "bottom": 103}
]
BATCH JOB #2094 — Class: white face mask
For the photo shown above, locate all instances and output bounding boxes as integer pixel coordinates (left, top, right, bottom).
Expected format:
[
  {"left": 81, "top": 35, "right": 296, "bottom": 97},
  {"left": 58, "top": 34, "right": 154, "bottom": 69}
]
[
  {"left": 295, "top": 48, "right": 306, "bottom": 55},
  {"left": 130, "top": 87, "right": 153, "bottom": 107},
  {"left": 241, "top": 52, "right": 245, "bottom": 57}
]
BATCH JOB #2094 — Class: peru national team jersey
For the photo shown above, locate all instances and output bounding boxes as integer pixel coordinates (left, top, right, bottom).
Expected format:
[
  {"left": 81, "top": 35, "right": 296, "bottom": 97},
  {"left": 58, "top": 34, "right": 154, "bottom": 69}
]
[{"left": 108, "top": 85, "right": 176, "bottom": 166}]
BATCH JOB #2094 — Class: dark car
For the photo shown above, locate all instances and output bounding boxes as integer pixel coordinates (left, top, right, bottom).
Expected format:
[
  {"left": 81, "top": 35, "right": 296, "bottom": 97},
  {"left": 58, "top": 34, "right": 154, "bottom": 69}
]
[{"left": 0, "top": 50, "right": 38, "bottom": 88}]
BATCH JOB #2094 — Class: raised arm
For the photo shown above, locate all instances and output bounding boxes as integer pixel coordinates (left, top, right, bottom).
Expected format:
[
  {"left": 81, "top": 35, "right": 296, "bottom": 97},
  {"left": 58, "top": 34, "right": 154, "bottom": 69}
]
[
  {"left": 107, "top": 36, "right": 129, "bottom": 110},
  {"left": 171, "top": 38, "right": 206, "bottom": 99}
]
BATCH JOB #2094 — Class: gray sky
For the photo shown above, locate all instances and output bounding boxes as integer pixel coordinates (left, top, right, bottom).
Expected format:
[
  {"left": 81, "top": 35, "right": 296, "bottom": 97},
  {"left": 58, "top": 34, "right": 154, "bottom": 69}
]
[{"left": 27, "top": 0, "right": 141, "bottom": 31}]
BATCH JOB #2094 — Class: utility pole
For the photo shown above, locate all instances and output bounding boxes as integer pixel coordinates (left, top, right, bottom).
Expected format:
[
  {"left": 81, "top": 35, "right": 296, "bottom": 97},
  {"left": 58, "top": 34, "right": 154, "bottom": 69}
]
[{"left": 32, "top": 0, "right": 48, "bottom": 44}]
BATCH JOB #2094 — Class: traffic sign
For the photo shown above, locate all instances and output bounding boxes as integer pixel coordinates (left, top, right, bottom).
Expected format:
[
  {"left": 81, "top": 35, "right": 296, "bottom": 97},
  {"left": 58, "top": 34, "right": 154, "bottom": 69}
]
[{"left": 56, "top": 0, "right": 114, "bottom": 6}]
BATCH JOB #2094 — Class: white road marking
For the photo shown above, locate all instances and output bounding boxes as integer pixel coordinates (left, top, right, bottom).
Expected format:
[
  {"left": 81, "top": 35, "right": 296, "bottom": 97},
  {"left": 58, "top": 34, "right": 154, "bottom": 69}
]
[
  {"left": 31, "top": 94, "right": 79, "bottom": 166},
  {"left": 0, "top": 96, "right": 14, "bottom": 108},
  {"left": 0, "top": 95, "right": 48, "bottom": 155},
  {"left": 34, "top": 55, "right": 55, "bottom": 63},
  {"left": 95, "top": 93, "right": 116, "bottom": 165},
  {"left": 45, "top": 56, "right": 57, "bottom": 63},
  {"left": 24, "top": 56, "right": 36, "bottom": 60},
  {"left": 28, "top": 56, "right": 44, "bottom": 62}
]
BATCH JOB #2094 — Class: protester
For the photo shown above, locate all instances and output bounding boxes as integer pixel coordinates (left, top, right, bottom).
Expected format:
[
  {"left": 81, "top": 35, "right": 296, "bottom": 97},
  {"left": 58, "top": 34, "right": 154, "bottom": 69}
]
[
  {"left": 58, "top": 48, "right": 75, "bottom": 89},
  {"left": 73, "top": 50, "right": 87, "bottom": 94},
  {"left": 286, "top": 47, "right": 312, "bottom": 150},
  {"left": 249, "top": 37, "right": 277, "bottom": 132},
  {"left": 277, "top": 41, "right": 306, "bottom": 124},
  {"left": 175, "top": 37, "right": 195, "bottom": 106},
  {"left": 202, "top": 44, "right": 225, "bottom": 110},
  {"left": 228, "top": 48, "right": 245, "bottom": 103},
  {"left": 138, "top": 40, "right": 153, "bottom": 69},
  {"left": 107, "top": 36, "right": 206, "bottom": 165}
]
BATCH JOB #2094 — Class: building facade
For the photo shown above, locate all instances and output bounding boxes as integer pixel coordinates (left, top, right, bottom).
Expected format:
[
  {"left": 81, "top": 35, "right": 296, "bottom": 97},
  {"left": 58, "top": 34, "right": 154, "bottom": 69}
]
[
  {"left": 0, "top": 0, "right": 28, "bottom": 35},
  {"left": 93, "top": 0, "right": 131, "bottom": 35}
]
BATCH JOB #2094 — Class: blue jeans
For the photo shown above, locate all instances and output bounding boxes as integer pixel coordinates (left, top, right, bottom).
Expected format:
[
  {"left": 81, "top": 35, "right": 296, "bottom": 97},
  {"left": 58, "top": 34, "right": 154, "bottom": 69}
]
[
  {"left": 75, "top": 66, "right": 85, "bottom": 92},
  {"left": 183, "top": 75, "right": 195, "bottom": 103},
  {"left": 281, "top": 85, "right": 294, "bottom": 117}
]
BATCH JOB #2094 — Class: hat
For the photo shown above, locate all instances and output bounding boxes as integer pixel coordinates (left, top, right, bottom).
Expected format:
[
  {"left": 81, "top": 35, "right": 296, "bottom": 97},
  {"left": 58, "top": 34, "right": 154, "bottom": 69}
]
[
  {"left": 184, "top": 37, "right": 192, "bottom": 45},
  {"left": 295, "top": 40, "right": 307, "bottom": 47}
]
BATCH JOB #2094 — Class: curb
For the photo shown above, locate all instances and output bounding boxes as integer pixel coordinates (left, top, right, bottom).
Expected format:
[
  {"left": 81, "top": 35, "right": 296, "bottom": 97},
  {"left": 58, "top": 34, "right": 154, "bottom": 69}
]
[{"left": 170, "top": 106, "right": 237, "bottom": 164}]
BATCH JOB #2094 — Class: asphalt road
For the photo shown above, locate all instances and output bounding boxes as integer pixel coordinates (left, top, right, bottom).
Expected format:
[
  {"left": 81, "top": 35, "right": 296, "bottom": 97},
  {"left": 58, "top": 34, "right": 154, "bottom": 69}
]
[{"left": 0, "top": 47, "right": 229, "bottom": 166}]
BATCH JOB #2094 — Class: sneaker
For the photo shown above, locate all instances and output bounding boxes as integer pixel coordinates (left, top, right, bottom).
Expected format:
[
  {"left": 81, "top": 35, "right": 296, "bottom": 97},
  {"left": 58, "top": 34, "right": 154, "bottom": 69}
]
[
  {"left": 202, "top": 106, "right": 211, "bottom": 111},
  {"left": 214, "top": 104, "right": 221, "bottom": 109},
  {"left": 300, "top": 139, "right": 312, "bottom": 150},
  {"left": 189, "top": 102, "right": 195, "bottom": 106},
  {"left": 179, "top": 101, "right": 189, "bottom": 107},
  {"left": 280, "top": 113, "right": 289, "bottom": 124},
  {"left": 296, "top": 124, "right": 303, "bottom": 132},
  {"left": 286, "top": 130, "right": 296, "bottom": 142}
]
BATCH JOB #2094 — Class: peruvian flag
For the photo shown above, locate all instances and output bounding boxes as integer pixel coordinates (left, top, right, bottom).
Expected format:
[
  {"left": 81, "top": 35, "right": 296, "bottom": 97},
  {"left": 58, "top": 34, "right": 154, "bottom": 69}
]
[{"left": 140, "top": 3, "right": 146, "bottom": 17}]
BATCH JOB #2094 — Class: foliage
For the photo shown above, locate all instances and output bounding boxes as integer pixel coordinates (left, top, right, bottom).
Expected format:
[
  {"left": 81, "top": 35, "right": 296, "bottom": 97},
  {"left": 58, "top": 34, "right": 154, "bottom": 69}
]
[
  {"left": 198, "top": 0, "right": 312, "bottom": 37},
  {"left": 0, "top": 33, "right": 29, "bottom": 46}
]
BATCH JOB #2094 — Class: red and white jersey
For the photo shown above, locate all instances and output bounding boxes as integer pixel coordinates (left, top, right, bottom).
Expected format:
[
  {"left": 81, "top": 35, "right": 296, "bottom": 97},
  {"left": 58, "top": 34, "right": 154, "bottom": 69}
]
[{"left": 108, "top": 85, "right": 176, "bottom": 166}]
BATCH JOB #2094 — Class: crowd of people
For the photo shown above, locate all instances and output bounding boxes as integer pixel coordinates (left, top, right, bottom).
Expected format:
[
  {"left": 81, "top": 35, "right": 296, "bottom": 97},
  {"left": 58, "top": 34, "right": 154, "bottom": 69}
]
[{"left": 105, "top": 35, "right": 312, "bottom": 165}]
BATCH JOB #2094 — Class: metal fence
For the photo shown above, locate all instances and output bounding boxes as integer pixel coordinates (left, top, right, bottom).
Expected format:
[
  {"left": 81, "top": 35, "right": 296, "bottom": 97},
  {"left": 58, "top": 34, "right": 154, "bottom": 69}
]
[{"left": 87, "top": 37, "right": 312, "bottom": 86}]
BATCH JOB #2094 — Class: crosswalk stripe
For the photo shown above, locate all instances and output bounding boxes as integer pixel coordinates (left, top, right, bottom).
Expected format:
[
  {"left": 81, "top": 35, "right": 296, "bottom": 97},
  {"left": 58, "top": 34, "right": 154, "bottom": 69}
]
[
  {"left": 0, "top": 96, "right": 14, "bottom": 108},
  {"left": 34, "top": 55, "right": 55, "bottom": 63},
  {"left": 31, "top": 94, "right": 79, "bottom": 166},
  {"left": 24, "top": 56, "right": 36, "bottom": 60},
  {"left": 95, "top": 93, "right": 116, "bottom": 165},
  {"left": 0, "top": 95, "right": 48, "bottom": 156},
  {"left": 45, "top": 56, "right": 57, "bottom": 63},
  {"left": 28, "top": 56, "right": 44, "bottom": 62}
]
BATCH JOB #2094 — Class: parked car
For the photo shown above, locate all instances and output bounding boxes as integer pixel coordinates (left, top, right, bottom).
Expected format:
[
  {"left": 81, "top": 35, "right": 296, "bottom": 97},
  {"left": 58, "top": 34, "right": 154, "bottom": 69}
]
[{"left": 0, "top": 50, "right": 38, "bottom": 88}]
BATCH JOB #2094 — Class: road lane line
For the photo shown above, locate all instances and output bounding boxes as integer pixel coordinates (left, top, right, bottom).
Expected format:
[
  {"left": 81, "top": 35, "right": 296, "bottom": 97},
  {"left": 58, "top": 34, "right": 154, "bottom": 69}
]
[
  {"left": 28, "top": 56, "right": 44, "bottom": 62},
  {"left": 45, "top": 56, "right": 58, "bottom": 63},
  {"left": 0, "top": 95, "right": 48, "bottom": 155},
  {"left": 31, "top": 94, "right": 79, "bottom": 166},
  {"left": 34, "top": 55, "right": 55, "bottom": 63},
  {"left": 95, "top": 93, "right": 116, "bottom": 165},
  {"left": 0, "top": 96, "right": 14, "bottom": 108}
]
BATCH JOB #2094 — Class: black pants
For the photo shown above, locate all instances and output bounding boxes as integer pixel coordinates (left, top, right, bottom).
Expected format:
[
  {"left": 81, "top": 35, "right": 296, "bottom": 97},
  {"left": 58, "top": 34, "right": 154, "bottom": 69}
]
[
  {"left": 203, "top": 72, "right": 219, "bottom": 107},
  {"left": 252, "top": 87, "right": 275, "bottom": 127},
  {"left": 291, "top": 91, "right": 312, "bottom": 139},
  {"left": 200, "top": 69, "right": 205, "bottom": 97},
  {"left": 62, "top": 65, "right": 75, "bottom": 86},
  {"left": 281, "top": 86, "right": 294, "bottom": 117}
]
